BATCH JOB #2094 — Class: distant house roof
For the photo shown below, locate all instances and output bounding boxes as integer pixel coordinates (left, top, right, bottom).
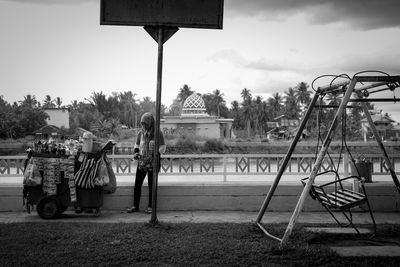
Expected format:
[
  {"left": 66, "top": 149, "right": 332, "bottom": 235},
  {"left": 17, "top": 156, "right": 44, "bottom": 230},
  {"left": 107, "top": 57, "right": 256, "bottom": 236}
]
[
  {"left": 42, "top": 107, "right": 69, "bottom": 111},
  {"left": 393, "top": 124, "right": 400, "bottom": 131},
  {"left": 273, "top": 115, "right": 286, "bottom": 121},
  {"left": 289, "top": 127, "right": 310, "bottom": 136},
  {"left": 75, "top": 127, "right": 91, "bottom": 136},
  {"left": 267, "top": 128, "right": 279, "bottom": 134},
  {"left": 361, "top": 114, "right": 395, "bottom": 123},
  {"left": 266, "top": 122, "right": 279, "bottom": 128},
  {"left": 34, "top": 125, "right": 62, "bottom": 135}
]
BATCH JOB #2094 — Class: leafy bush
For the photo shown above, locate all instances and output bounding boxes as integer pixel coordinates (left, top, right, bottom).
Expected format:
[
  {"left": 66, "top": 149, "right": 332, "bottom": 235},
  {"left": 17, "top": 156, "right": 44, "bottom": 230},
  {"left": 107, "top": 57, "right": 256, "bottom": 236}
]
[
  {"left": 202, "top": 138, "right": 226, "bottom": 153},
  {"left": 116, "top": 128, "right": 136, "bottom": 141},
  {"left": 173, "top": 136, "right": 200, "bottom": 153}
]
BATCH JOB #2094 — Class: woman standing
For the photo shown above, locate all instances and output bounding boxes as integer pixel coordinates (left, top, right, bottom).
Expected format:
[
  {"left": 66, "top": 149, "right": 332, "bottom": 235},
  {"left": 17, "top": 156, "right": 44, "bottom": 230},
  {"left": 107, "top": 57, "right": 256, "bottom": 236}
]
[{"left": 127, "top": 112, "right": 166, "bottom": 213}]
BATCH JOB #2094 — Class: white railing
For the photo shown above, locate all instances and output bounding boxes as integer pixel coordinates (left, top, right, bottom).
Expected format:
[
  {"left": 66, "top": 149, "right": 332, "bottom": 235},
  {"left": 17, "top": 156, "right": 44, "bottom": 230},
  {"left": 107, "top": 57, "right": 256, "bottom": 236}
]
[{"left": 1, "top": 154, "right": 399, "bottom": 183}]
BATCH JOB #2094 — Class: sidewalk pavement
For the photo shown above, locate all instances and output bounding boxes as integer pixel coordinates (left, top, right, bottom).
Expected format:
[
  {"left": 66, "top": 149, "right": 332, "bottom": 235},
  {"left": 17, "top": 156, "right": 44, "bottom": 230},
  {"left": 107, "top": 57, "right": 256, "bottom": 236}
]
[{"left": 0, "top": 210, "right": 399, "bottom": 224}]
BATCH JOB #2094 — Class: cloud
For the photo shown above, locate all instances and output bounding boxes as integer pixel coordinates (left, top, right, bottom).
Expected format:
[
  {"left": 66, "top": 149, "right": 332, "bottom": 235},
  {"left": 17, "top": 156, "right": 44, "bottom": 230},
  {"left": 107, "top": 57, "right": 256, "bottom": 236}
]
[
  {"left": 207, "top": 49, "right": 300, "bottom": 72},
  {"left": 331, "top": 53, "right": 400, "bottom": 76},
  {"left": 9, "top": 0, "right": 399, "bottom": 30},
  {"left": 227, "top": 0, "right": 400, "bottom": 30}
]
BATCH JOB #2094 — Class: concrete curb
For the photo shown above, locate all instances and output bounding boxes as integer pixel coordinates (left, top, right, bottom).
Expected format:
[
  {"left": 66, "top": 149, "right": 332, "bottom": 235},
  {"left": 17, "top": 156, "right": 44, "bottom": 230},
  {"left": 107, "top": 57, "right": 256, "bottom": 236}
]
[{"left": 0, "top": 211, "right": 399, "bottom": 225}]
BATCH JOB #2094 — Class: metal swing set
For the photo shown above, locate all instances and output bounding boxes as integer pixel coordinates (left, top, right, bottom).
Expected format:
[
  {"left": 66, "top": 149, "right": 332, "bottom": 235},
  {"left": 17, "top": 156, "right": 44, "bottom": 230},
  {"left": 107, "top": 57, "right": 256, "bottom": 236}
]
[{"left": 256, "top": 71, "right": 400, "bottom": 247}]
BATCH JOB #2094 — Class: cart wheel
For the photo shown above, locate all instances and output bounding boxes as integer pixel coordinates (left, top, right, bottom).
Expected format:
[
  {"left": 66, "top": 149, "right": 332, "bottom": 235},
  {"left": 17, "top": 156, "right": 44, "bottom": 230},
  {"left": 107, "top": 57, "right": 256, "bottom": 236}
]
[
  {"left": 93, "top": 208, "right": 101, "bottom": 217},
  {"left": 57, "top": 205, "right": 69, "bottom": 216},
  {"left": 94, "top": 208, "right": 101, "bottom": 217},
  {"left": 37, "top": 196, "right": 59, "bottom": 219}
]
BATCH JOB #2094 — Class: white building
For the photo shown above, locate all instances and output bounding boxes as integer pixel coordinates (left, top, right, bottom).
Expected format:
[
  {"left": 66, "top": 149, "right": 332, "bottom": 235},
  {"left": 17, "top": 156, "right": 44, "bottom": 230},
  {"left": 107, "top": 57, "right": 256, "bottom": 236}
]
[
  {"left": 43, "top": 108, "right": 70, "bottom": 129},
  {"left": 161, "top": 93, "right": 233, "bottom": 139}
]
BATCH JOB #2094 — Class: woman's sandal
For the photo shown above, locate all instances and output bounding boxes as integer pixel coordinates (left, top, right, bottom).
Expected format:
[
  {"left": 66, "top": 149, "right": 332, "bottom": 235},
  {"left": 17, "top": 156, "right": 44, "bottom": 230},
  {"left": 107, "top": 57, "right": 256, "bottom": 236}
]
[{"left": 126, "top": 206, "right": 139, "bottom": 213}]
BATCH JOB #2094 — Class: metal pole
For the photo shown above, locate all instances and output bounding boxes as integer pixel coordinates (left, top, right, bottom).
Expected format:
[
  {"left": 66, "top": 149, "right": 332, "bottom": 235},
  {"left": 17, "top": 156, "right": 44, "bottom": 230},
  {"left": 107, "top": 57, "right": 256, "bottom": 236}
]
[
  {"left": 150, "top": 26, "right": 163, "bottom": 224},
  {"left": 255, "top": 90, "right": 320, "bottom": 223},
  {"left": 348, "top": 98, "right": 400, "bottom": 102},
  {"left": 280, "top": 78, "right": 357, "bottom": 246},
  {"left": 223, "top": 156, "right": 227, "bottom": 182}
]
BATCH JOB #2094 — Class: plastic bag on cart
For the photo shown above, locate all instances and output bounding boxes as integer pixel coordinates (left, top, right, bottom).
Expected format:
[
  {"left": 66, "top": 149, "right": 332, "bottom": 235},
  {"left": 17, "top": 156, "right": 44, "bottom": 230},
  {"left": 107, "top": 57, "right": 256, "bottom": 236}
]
[
  {"left": 74, "top": 155, "right": 100, "bottom": 189},
  {"left": 102, "top": 157, "right": 116, "bottom": 194},
  {"left": 23, "top": 160, "right": 42, "bottom": 186},
  {"left": 94, "top": 156, "right": 110, "bottom": 187}
]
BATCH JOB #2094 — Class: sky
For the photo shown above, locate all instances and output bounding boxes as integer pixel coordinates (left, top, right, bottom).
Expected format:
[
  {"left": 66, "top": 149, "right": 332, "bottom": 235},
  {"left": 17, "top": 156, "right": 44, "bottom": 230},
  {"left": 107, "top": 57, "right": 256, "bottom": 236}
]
[{"left": 1, "top": 0, "right": 400, "bottom": 121}]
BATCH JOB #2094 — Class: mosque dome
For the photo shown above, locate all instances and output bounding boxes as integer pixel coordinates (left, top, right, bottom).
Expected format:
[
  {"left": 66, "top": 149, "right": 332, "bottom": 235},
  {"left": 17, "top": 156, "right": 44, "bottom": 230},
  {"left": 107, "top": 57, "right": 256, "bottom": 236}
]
[{"left": 181, "top": 93, "right": 208, "bottom": 116}]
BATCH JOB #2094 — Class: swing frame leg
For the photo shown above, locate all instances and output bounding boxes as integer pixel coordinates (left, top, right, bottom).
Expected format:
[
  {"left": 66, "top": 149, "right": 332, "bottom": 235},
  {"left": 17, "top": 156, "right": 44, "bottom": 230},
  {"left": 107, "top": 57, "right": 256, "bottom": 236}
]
[
  {"left": 280, "top": 78, "right": 358, "bottom": 247},
  {"left": 362, "top": 183, "right": 377, "bottom": 237},
  {"left": 255, "top": 90, "right": 322, "bottom": 243}
]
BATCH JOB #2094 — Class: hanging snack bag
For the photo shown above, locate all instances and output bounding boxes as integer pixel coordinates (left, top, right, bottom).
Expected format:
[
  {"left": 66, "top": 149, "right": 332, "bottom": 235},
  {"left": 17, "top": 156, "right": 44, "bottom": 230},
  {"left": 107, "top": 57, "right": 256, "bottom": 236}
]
[{"left": 23, "top": 159, "right": 42, "bottom": 187}]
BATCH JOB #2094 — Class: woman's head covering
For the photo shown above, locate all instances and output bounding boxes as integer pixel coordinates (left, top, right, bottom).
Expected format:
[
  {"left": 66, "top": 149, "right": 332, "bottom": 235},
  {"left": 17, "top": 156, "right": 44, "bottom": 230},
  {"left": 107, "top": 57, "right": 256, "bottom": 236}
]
[{"left": 140, "top": 112, "right": 155, "bottom": 131}]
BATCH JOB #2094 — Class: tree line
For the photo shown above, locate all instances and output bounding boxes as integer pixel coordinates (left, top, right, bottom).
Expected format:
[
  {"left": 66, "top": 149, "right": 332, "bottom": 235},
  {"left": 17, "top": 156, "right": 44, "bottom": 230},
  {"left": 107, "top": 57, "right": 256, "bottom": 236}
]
[{"left": 0, "top": 82, "right": 374, "bottom": 140}]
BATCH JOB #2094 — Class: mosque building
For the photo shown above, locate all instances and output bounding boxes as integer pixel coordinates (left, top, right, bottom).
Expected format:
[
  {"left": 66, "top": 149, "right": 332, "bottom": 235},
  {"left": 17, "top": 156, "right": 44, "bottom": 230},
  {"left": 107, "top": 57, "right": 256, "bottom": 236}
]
[{"left": 160, "top": 93, "right": 233, "bottom": 139}]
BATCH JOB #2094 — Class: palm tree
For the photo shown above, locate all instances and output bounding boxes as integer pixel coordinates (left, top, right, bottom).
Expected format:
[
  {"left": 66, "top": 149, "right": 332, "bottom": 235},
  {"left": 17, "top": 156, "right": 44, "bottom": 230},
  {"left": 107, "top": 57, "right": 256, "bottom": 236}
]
[
  {"left": 168, "top": 84, "right": 194, "bottom": 116},
  {"left": 87, "top": 91, "right": 107, "bottom": 114},
  {"left": 240, "top": 88, "right": 252, "bottom": 103},
  {"left": 119, "top": 91, "right": 136, "bottom": 102},
  {"left": 55, "top": 97, "right": 62, "bottom": 108},
  {"left": 168, "top": 99, "right": 182, "bottom": 116},
  {"left": 20, "top": 94, "right": 38, "bottom": 108},
  {"left": 284, "top": 87, "right": 300, "bottom": 119},
  {"left": 252, "top": 96, "right": 263, "bottom": 134},
  {"left": 43, "top": 95, "right": 54, "bottom": 108},
  {"left": 211, "top": 89, "right": 226, "bottom": 117},
  {"left": 295, "top": 82, "right": 312, "bottom": 106},
  {"left": 267, "top": 93, "right": 283, "bottom": 119},
  {"left": 69, "top": 100, "right": 79, "bottom": 110},
  {"left": 323, "top": 92, "right": 342, "bottom": 125},
  {"left": 240, "top": 88, "right": 253, "bottom": 137},
  {"left": 90, "top": 117, "right": 121, "bottom": 138},
  {"left": 325, "top": 92, "right": 341, "bottom": 106},
  {"left": 230, "top": 100, "right": 241, "bottom": 129},
  {"left": 140, "top": 96, "right": 155, "bottom": 113},
  {"left": 202, "top": 90, "right": 227, "bottom": 117},
  {"left": 118, "top": 91, "right": 138, "bottom": 128},
  {"left": 348, "top": 102, "right": 363, "bottom": 140},
  {"left": 87, "top": 91, "right": 118, "bottom": 119},
  {"left": 177, "top": 84, "right": 194, "bottom": 103}
]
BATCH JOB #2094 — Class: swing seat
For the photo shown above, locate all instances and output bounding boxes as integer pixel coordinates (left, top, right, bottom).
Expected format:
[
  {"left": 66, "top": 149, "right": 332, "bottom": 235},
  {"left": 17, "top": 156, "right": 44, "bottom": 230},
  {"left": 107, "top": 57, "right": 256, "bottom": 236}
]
[
  {"left": 322, "top": 188, "right": 365, "bottom": 210},
  {"left": 301, "top": 170, "right": 376, "bottom": 235}
]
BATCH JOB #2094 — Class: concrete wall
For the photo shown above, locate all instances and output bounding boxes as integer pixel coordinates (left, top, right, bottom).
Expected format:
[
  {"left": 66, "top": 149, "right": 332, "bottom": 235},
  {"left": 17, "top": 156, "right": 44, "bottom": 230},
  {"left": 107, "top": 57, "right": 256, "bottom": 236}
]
[
  {"left": 1, "top": 183, "right": 399, "bottom": 212},
  {"left": 197, "top": 123, "right": 220, "bottom": 139}
]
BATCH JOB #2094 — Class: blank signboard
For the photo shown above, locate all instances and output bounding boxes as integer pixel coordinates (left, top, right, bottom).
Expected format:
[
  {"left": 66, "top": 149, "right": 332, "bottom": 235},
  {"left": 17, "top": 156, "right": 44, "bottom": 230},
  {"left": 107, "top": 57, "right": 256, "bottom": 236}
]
[{"left": 100, "top": 0, "right": 224, "bottom": 29}]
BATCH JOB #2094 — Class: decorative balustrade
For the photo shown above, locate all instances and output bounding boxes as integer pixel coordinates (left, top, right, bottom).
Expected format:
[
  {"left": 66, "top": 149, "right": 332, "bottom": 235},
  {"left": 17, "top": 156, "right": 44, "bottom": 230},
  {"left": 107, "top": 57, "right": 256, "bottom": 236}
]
[
  {"left": 1, "top": 154, "right": 399, "bottom": 182},
  {"left": 0, "top": 156, "right": 26, "bottom": 175}
]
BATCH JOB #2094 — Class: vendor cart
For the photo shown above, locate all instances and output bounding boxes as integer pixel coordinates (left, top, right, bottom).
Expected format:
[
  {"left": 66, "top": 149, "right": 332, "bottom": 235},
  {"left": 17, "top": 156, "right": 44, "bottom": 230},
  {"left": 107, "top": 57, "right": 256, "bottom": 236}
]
[{"left": 23, "top": 141, "right": 115, "bottom": 219}]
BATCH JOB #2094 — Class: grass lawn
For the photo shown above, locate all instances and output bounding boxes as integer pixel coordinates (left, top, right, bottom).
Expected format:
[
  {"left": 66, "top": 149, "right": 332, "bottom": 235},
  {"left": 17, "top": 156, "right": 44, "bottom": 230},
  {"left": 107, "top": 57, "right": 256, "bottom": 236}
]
[{"left": 1, "top": 222, "right": 399, "bottom": 266}]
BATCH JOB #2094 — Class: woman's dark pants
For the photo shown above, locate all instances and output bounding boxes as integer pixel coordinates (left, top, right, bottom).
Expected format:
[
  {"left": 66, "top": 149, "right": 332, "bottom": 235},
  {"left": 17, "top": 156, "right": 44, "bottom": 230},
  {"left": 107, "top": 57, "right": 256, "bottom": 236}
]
[{"left": 134, "top": 167, "right": 153, "bottom": 208}]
